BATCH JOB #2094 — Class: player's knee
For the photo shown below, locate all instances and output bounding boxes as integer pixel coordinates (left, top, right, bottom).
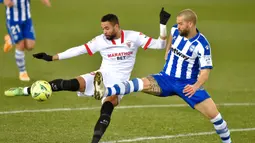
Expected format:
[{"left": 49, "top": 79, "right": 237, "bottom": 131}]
[
  {"left": 101, "top": 101, "right": 114, "bottom": 115},
  {"left": 102, "top": 96, "right": 119, "bottom": 107},
  {"left": 76, "top": 76, "right": 86, "bottom": 92},
  {"left": 195, "top": 98, "right": 219, "bottom": 119},
  {"left": 141, "top": 77, "right": 151, "bottom": 90},
  {"left": 26, "top": 45, "right": 35, "bottom": 51},
  {"left": 16, "top": 40, "right": 25, "bottom": 50},
  {"left": 25, "top": 40, "right": 35, "bottom": 51}
]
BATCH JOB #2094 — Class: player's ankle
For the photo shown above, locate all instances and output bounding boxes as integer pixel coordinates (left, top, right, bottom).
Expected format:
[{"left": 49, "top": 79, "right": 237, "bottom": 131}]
[{"left": 23, "top": 87, "right": 31, "bottom": 95}]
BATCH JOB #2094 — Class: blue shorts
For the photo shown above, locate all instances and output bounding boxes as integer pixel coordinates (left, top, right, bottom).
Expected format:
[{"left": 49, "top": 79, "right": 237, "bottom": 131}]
[
  {"left": 151, "top": 72, "right": 210, "bottom": 109},
  {"left": 6, "top": 19, "right": 36, "bottom": 44}
]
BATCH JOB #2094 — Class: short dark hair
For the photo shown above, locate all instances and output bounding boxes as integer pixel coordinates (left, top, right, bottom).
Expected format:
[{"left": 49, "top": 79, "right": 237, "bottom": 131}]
[{"left": 101, "top": 14, "right": 119, "bottom": 25}]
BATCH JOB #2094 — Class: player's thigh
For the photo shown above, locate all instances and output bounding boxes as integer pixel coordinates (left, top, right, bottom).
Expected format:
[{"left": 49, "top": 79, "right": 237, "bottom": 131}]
[
  {"left": 142, "top": 73, "right": 175, "bottom": 97},
  {"left": 77, "top": 72, "right": 95, "bottom": 96},
  {"left": 6, "top": 21, "right": 24, "bottom": 46},
  {"left": 194, "top": 98, "right": 219, "bottom": 119},
  {"left": 23, "top": 19, "right": 36, "bottom": 50},
  {"left": 176, "top": 87, "right": 211, "bottom": 109},
  {"left": 141, "top": 76, "right": 162, "bottom": 96}
]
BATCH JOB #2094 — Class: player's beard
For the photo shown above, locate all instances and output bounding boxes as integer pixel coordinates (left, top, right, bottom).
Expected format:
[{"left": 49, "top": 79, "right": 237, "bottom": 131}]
[
  {"left": 179, "top": 29, "right": 189, "bottom": 37},
  {"left": 106, "top": 29, "right": 117, "bottom": 40},
  {"left": 106, "top": 34, "right": 116, "bottom": 40}
]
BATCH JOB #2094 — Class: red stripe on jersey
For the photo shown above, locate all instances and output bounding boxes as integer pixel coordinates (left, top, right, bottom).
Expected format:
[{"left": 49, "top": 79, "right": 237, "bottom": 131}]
[
  {"left": 143, "top": 37, "right": 152, "bottom": 50},
  {"left": 84, "top": 44, "right": 93, "bottom": 56},
  {"left": 121, "top": 30, "right": 124, "bottom": 43},
  {"left": 111, "top": 40, "right": 116, "bottom": 45}
]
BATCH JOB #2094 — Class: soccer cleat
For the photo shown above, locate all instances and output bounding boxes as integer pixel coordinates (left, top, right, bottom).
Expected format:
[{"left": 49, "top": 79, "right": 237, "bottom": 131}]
[
  {"left": 4, "top": 87, "right": 25, "bottom": 96},
  {"left": 19, "top": 71, "right": 30, "bottom": 81},
  {"left": 3, "top": 34, "right": 13, "bottom": 53},
  {"left": 93, "top": 71, "right": 106, "bottom": 100}
]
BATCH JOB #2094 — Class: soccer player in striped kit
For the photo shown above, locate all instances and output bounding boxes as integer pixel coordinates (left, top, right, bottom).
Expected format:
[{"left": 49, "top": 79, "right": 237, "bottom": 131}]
[
  {"left": 1, "top": 0, "right": 51, "bottom": 81},
  {"left": 94, "top": 9, "right": 232, "bottom": 143}
]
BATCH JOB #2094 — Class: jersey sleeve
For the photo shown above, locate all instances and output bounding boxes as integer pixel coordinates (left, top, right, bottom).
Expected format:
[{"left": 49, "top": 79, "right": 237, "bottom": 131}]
[
  {"left": 84, "top": 36, "right": 100, "bottom": 55},
  {"left": 0, "top": 0, "right": 3, "bottom": 3},
  {"left": 197, "top": 43, "right": 213, "bottom": 69},
  {"left": 135, "top": 32, "right": 153, "bottom": 50},
  {"left": 57, "top": 36, "right": 101, "bottom": 60}
]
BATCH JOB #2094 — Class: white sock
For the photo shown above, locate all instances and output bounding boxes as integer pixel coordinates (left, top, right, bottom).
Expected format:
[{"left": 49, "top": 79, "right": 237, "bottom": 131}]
[{"left": 210, "top": 113, "right": 231, "bottom": 143}]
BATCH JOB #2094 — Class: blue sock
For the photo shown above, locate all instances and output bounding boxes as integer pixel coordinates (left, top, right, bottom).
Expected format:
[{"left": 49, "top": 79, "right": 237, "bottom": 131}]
[
  {"left": 211, "top": 113, "right": 231, "bottom": 143},
  {"left": 15, "top": 49, "right": 26, "bottom": 72},
  {"left": 106, "top": 78, "right": 143, "bottom": 96}
]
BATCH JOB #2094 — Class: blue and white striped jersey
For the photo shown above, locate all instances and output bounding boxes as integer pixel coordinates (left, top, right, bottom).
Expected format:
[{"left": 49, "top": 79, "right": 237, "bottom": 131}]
[
  {"left": 162, "top": 24, "right": 213, "bottom": 80},
  {"left": 5, "top": 0, "right": 31, "bottom": 22}
]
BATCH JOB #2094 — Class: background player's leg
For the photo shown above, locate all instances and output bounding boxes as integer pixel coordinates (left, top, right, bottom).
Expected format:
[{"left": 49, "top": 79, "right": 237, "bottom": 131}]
[
  {"left": 6, "top": 21, "right": 29, "bottom": 81},
  {"left": 24, "top": 19, "right": 36, "bottom": 51},
  {"left": 17, "top": 19, "right": 36, "bottom": 81},
  {"left": 195, "top": 98, "right": 232, "bottom": 143},
  {"left": 15, "top": 40, "right": 30, "bottom": 81},
  {"left": 91, "top": 96, "right": 117, "bottom": 143}
]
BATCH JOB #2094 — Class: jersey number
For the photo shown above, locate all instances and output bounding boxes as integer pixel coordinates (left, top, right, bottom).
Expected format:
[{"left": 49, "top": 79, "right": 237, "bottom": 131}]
[{"left": 11, "top": 25, "right": 21, "bottom": 35}]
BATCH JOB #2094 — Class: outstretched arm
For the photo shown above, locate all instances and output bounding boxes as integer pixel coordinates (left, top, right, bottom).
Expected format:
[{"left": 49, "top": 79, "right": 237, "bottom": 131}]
[{"left": 33, "top": 45, "right": 89, "bottom": 62}]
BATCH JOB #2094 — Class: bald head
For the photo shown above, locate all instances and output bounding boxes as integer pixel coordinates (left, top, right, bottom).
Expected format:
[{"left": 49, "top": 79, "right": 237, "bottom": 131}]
[
  {"left": 176, "top": 9, "right": 198, "bottom": 38},
  {"left": 177, "top": 9, "right": 197, "bottom": 25}
]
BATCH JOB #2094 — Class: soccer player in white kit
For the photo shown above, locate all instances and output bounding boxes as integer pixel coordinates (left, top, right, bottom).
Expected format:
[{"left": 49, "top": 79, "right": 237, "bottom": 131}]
[{"left": 4, "top": 8, "right": 171, "bottom": 143}]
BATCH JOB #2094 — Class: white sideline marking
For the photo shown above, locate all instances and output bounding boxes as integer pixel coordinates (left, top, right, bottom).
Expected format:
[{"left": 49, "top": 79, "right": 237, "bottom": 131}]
[
  {"left": 102, "top": 128, "right": 255, "bottom": 143},
  {"left": 0, "top": 103, "right": 255, "bottom": 115}
]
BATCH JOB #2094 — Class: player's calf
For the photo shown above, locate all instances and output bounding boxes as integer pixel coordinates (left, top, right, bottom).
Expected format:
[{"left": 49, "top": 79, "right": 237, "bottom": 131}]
[
  {"left": 92, "top": 101, "right": 114, "bottom": 143},
  {"left": 15, "top": 41, "right": 30, "bottom": 81},
  {"left": 211, "top": 113, "right": 231, "bottom": 143},
  {"left": 195, "top": 98, "right": 232, "bottom": 143},
  {"left": 4, "top": 78, "right": 83, "bottom": 96},
  {"left": 26, "top": 78, "right": 81, "bottom": 94}
]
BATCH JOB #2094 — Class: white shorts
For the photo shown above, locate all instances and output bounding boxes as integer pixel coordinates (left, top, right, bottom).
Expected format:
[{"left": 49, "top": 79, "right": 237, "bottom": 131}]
[{"left": 77, "top": 71, "right": 127, "bottom": 103}]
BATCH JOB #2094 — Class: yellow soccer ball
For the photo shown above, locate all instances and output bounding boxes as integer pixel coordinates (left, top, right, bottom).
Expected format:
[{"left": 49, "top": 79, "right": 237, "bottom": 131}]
[{"left": 31, "top": 80, "right": 52, "bottom": 101}]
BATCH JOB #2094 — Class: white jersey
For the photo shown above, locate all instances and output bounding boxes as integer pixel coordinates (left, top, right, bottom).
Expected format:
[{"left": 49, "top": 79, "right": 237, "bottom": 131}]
[
  {"left": 58, "top": 30, "right": 166, "bottom": 82},
  {"left": 162, "top": 24, "right": 213, "bottom": 80}
]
